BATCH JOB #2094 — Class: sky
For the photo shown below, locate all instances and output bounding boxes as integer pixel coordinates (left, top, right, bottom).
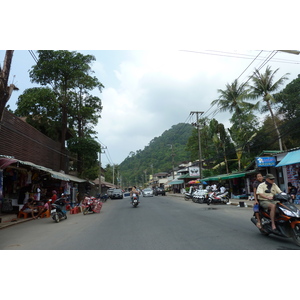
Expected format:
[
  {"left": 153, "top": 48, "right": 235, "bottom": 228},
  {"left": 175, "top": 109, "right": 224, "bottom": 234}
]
[{"left": 2, "top": 49, "right": 300, "bottom": 166}]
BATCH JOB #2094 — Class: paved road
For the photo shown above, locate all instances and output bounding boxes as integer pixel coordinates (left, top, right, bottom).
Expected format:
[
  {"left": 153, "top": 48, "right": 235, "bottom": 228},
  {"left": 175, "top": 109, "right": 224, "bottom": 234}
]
[{"left": 0, "top": 195, "right": 299, "bottom": 250}]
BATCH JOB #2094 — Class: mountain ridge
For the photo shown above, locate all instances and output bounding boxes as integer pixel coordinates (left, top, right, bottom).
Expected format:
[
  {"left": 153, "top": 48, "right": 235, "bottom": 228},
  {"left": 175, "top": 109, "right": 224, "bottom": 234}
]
[{"left": 119, "top": 123, "right": 194, "bottom": 186}]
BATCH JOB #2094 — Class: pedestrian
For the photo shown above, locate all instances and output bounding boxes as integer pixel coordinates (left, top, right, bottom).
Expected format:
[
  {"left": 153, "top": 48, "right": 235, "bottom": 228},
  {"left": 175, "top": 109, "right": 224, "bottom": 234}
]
[
  {"left": 35, "top": 199, "right": 50, "bottom": 219},
  {"left": 20, "top": 197, "right": 37, "bottom": 219},
  {"left": 288, "top": 182, "right": 297, "bottom": 203},
  {"left": 51, "top": 190, "right": 57, "bottom": 204}
]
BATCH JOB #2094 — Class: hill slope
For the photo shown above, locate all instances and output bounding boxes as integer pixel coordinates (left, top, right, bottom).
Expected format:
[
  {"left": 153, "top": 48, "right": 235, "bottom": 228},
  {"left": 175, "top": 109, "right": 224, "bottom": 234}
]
[{"left": 119, "top": 123, "right": 194, "bottom": 186}]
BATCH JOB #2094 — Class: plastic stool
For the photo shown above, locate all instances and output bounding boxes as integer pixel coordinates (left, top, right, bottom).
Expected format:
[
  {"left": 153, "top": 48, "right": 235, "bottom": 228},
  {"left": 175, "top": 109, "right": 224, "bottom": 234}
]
[
  {"left": 40, "top": 210, "right": 51, "bottom": 218},
  {"left": 18, "top": 211, "right": 30, "bottom": 219}
]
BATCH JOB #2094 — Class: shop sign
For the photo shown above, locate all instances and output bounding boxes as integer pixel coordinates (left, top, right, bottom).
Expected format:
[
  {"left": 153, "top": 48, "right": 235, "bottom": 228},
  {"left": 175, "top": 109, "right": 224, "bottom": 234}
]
[
  {"left": 189, "top": 166, "right": 200, "bottom": 177},
  {"left": 256, "top": 157, "right": 276, "bottom": 167}
]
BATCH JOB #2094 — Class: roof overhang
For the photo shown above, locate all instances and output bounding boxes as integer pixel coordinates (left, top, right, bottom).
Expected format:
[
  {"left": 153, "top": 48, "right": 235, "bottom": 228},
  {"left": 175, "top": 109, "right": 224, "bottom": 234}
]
[{"left": 276, "top": 149, "right": 300, "bottom": 167}]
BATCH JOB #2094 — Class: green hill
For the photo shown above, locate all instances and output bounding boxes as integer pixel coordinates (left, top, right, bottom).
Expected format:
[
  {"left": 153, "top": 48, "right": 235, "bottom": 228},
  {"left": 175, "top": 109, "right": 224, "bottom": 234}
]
[{"left": 119, "top": 123, "right": 194, "bottom": 187}]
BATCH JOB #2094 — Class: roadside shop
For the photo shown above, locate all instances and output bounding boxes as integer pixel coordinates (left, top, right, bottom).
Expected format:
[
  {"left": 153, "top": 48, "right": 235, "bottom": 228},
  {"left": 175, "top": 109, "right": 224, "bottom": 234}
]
[
  {"left": 0, "top": 155, "right": 87, "bottom": 216},
  {"left": 276, "top": 148, "right": 300, "bottom": 202}
]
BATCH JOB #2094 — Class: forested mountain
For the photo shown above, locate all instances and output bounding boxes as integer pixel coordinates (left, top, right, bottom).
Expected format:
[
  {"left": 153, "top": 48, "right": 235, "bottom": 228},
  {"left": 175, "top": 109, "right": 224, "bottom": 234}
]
[{"left": 119, "top": 123, "right": 194, "bottom": 187}]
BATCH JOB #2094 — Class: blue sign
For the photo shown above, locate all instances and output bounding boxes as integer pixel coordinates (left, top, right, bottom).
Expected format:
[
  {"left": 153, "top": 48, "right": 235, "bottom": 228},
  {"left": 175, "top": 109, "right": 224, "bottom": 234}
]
[{"left": 256, "top": 157, "right": 276, "bottom": 167}]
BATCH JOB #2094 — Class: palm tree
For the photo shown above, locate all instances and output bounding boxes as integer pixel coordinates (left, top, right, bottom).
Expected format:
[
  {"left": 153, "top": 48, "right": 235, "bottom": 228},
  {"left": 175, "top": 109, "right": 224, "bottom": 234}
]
[
  {"left": 211, "top": 79, "right": 254, "bottom": 127},
  {"left": 250, "top": 66, "right": 289, "bottom": 151}
]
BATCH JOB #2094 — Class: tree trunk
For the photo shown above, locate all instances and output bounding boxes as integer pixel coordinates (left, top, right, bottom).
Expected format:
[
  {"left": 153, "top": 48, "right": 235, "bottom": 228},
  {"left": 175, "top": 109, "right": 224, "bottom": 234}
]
[
  {"left": 0, "top": 50, "right": 14, "bottom": 122},
  {"left": 60, "top": 102, "right": 68, "bottom": 171},
  {"left": 266, "top": 99, "right": 283, "bottom": 151}
]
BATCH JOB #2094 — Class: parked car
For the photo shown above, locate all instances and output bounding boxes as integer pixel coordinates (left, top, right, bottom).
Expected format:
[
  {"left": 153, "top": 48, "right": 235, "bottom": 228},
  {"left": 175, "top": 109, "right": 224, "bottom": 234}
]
[
  {"left": 154, "top": 187, "right": 166, "bottom": 196},
  {"left": 142, "top": 188, "right": 154, "bottom": 197},
  {"left": 107, "top": 188, "right": 114, "bottom": 198},
  {"left": 111, "top": 188, "right": 123, "bottom": 199}
]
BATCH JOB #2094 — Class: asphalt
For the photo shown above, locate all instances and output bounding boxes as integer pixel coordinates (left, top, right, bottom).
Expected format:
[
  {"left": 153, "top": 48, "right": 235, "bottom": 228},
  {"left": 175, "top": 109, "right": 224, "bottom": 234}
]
[{"left": 1, "top": 193, "right": 299, "bottom": 230}]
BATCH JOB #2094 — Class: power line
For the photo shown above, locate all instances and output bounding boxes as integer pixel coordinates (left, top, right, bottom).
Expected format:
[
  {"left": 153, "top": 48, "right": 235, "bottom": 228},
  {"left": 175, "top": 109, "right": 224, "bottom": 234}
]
[
  {"left": 237, "top": 50, "right": 263, "bottom": 80},
  {"left": 180, "top": 50, "right": 300, "bottom": 65}
]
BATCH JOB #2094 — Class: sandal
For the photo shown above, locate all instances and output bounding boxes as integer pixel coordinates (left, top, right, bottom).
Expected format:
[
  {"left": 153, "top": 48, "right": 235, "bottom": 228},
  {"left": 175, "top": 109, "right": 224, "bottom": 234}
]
[{"left": 256, "top": 222, "right": 262, "bottom": 229}]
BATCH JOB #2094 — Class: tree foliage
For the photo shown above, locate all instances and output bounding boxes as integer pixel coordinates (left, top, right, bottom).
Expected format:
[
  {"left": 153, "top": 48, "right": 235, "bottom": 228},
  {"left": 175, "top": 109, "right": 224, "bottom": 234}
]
[{"left": 16, "top": 50, "right": 104, "bottom": 178}]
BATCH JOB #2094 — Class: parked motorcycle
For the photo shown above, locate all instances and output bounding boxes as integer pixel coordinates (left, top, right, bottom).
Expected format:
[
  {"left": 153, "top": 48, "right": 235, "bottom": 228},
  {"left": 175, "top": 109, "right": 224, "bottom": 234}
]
[
  {"left": 207, "top": 189, "right": 229, "bottom": 205},
  {"left": 184, "top": 191, "right": 194, "bottom": 201},
  {"left": 131, "top": 193, "right": 139, "bottom": 208},
  {"left": 192, "top": 189, "right": 208, "bottom": 204},
  {"left": 251, "top": 193, "right": 300, "bottom": 247},
  {"left": 51, "top": 198, "right": 67, "bottom": 223},
  {"left": 82, "top": 197, "right": 103, "bottom": 215}
]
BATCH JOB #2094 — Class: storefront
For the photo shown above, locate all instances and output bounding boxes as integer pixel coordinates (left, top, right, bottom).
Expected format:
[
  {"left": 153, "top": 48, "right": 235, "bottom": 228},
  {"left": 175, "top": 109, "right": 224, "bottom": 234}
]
[
  {"left": 276, "top": 149, "right": 300, "bottom": 201},
  {"left": 0, "top": 155, "right": 87, "bottom": 214}
]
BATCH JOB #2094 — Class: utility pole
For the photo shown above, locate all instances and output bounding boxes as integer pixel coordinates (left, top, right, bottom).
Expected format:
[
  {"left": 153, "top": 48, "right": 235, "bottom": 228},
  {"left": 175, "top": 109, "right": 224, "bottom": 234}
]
[
  {"left": 168, "top": 144, "right": 175, "bottom": 179},
  {"left": 98, "top": 145, "right": 107, "bottom": 195},
  {"left": 190, "top": 111, "right": 204, "bottom": 179}
]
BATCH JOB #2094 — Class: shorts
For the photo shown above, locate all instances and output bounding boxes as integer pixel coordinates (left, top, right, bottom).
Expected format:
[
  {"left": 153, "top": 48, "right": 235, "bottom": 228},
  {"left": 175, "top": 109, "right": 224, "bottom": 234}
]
[{"left": 259, "top": 200, "right": 278, "bottom": 210}]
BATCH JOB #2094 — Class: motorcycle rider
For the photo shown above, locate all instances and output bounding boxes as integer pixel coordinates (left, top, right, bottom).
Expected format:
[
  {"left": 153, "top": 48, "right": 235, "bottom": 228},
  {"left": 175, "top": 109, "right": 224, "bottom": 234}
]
[
  {"left": 130, "top": 186, "right": 140, "bottom": 204},
  {"left": 252, "top": 173, "right": 264, "bottom": 229},
  {"left": 256, "top": 173, "right": 282, "bottom": 231}
]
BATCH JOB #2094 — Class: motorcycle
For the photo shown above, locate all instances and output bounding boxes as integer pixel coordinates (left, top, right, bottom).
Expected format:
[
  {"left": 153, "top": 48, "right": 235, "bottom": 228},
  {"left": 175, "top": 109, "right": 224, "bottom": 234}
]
[
  {"left": 131, "top": 193, "right": 139, "bottom": 208},
  {"left": 207, "top": 188, "right": 229, "bottom": 205},
  {"left": 184, "top": 191, "right": 194, "bottom": 201},
  {"left": 82, "top": 197, "right": 103, "bottom": 215},
  {"left": 192, "top": 189, "right": 208, "bottom": 204},
  {"left": 251, "top": 193, "right": 300, "bottom": 247},
  {"left": 51, "top": 198, "right": 67, "bottom": 223}
]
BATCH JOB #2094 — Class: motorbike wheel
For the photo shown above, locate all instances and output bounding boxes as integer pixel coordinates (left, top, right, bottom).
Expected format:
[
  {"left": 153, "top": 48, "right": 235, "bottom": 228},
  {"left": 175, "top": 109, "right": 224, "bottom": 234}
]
[
  {"left": 54, "top": 214, "right": 60, "bottom": 223},
  {"left": 83, "top": 208, "right": 88, "bottom": 215},
  {"left": 64, "top": 214, "right": 67, "bottom": 220},
  {"left": 207, "top": 199, "right": 211, "bottom": 205},
  {"left": 292, "top": 224, "right": 300, "bottom": 247},
  {"left": 198, "top": 197, "right": 204, "bottom": 204}
]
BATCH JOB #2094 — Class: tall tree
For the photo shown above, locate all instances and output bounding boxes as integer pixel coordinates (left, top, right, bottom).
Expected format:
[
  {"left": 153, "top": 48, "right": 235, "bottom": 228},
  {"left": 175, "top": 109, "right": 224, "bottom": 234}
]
[
  {"left": 0, "top": 50, "right": 18, "bottom": 123},
  {"left": 14, "top": 87, "right": 60, "bottom": 140},
  {"left": 29, "top": 50, "right": 104, "bottom": 171},
  {"left": 249, "top": 66, "right": 289, "bottom": 151}
]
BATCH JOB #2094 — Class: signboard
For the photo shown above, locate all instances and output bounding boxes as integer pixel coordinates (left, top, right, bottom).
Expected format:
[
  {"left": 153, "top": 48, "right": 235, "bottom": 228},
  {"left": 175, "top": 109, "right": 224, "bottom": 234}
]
[
  {"left": 256, "top": 157, "right": 276, "bottom": 167},
  {"left": 189, "top": 166, "right": 200, "bottom": 177}
]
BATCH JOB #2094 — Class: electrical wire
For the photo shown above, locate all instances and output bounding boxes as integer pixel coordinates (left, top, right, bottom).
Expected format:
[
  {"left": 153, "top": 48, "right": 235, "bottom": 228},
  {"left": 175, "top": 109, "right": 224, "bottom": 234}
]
[{"left": 180, "top": 50, "right": 300, "bottom": 65}]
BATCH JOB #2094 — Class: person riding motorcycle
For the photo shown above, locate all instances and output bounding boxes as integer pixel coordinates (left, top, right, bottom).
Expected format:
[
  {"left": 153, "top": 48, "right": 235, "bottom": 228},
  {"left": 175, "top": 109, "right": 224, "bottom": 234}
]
[
  {"left": 130, "top": 186, "right": 140, "bottom": 204},
  {"left": 256, "top": 173, "right": 282, "bottom": 231}
]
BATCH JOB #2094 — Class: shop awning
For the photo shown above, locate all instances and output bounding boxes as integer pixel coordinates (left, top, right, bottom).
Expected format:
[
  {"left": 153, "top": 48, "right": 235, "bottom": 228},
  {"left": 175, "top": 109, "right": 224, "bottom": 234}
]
[
  {"left": 177, "top": 174, "right": 199, "bottom": 179},
  {"left": 18, "top": 160, "right": 86, "bottom": 182},
  {"left": 276, "top": 149, "right": 300, "bottom": 167},
  {"left": 0, "top": 156, "right": 18, "bottom": 169},
  {"left": 202, "top": 172, "right": 246, "bottom": 181},
  {"left": 47, "top": 170, "right": 72, "bottom": 181},
  {"left": 169, "top": 180, "right": 184, "bottom": 185}
]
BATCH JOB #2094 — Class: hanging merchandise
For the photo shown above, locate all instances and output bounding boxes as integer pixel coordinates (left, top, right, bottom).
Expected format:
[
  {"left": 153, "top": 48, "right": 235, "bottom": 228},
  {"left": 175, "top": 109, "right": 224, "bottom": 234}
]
[
  {"left": 1, "top": 198, "right": 13, "bottom": 212},
  {"left": 64, "top": 182, "right": 71, "bottom": 195}
]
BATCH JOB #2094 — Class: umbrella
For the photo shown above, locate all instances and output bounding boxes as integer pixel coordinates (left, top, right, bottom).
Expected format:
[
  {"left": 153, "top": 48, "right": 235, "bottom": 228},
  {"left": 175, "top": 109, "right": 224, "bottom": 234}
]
[
  {"left": 188, "top": 180, "right": 200, "bottom": 184},
  {"left": 201, "top": 181, "right": 207, "bottom": 185}
]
